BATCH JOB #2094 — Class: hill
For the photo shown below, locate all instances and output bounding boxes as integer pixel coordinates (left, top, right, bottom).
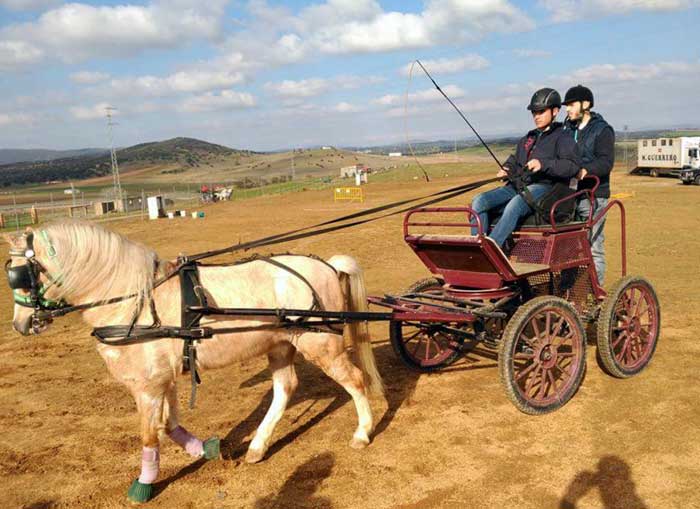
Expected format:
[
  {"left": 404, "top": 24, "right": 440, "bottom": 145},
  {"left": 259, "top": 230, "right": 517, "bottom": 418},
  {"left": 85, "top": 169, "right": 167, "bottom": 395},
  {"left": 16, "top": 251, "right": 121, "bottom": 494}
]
[
  {"left": 0, "top": 148, "right": 108, "bottom": 165},
  {"left": 0, "top": 137, "right": 250, "bottom": 187}
]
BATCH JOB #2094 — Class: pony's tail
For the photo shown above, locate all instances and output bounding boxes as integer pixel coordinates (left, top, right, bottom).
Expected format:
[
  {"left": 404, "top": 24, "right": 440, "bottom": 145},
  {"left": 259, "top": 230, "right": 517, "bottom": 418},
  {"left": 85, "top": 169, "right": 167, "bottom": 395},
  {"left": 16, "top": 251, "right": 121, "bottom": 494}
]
[{"left": 327, "top": 255, "right": 384, "bottom": 397}]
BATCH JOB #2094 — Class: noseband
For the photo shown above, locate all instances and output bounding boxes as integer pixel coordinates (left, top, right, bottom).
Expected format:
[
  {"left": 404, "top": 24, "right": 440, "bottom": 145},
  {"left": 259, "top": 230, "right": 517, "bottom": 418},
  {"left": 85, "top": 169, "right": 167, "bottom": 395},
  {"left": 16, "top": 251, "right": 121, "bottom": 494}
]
[{"left": 5, "top": 231, "right": 66, "bottom": 332}]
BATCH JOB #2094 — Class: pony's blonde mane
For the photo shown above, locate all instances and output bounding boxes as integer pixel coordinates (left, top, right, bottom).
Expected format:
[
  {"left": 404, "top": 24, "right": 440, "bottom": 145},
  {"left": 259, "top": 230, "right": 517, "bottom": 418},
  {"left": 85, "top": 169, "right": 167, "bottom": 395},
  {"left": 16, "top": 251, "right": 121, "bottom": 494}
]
[{"left": 39, "top": 221, "right": 157, "bottom": 315}]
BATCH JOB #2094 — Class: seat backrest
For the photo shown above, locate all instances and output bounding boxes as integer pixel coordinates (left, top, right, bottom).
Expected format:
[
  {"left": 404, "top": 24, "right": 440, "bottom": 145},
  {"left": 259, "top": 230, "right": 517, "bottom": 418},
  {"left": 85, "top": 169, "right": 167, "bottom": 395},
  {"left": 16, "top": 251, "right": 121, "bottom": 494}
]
[{"left": 405, "top": 234, "right": 519, "bottom": 288}]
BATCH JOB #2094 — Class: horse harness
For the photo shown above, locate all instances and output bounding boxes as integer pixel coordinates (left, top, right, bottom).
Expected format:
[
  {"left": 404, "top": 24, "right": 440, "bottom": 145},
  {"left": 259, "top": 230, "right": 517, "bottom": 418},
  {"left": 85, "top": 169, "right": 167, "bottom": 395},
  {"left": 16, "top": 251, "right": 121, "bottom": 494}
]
[
  {"left": 5, "top": 178, "right": 500, "bottom": 406},
  {"left": 6, "top": 236, "right": 341, "bottom": 407}
]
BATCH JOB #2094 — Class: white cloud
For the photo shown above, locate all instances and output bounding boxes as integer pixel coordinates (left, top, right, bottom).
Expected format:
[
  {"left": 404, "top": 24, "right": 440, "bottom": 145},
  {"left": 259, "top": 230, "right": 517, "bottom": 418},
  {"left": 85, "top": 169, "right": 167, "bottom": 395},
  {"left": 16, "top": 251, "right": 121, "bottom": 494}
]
[
  {"left": 297, "top": 0, "right": 532, "bottom": 55},
  {"left": 458, "top": 95, "right": 522, "bottom": 113},
  {"left": 219, "top": 0, "right": 533, "bottom": 70},
  {"left": 264, "top": 74, "right": 385, "bottom": 99},
  {"left": 69, "top": 102, "right": 115, "bottom": 121},
  {"left": 336, "top": 74, "right": 386, "bottom": 88},
  {"left": 387, "top": 92, "right": 522, "bottom": 118},
  {"left": 333, "top": 102, "right": 363, "bottom": 113},
  {"left": 0, "top": 0, "right": 60, "bottom": 10},
  {"left": 105, "top": 69, "right": 246, "bottom": 97},
  {"left": 0, "top": 0, "right": 228, "bottom": 67},
  {"left": 178, "top": 90, "right": 256, "bottom": 113},
  {"left": 513, "top": 49, "right": 552, "bottom": 58},
  {"left": 400, "top": 55, "right": 489, "bottom": 76},
  {"left": 70, "top": 71, "right": 110, "bottom": 84},
  {"left": 539, "top": 0, "right": 699, "bottom": 22},
  {"left": 374, "top": 84, "right": 466, "bottom": 107},
  {"left": 264, "top": 78, "right": 331, "bottom": 98},
  {"left": 0, "top": 40, "right": 44, "bottom": 71},
  {"left": 564, "top": 61, "right": 699, "bottom": 84},
  {"left": 0, "top": 112, "right": 35, "bottom": 127}
]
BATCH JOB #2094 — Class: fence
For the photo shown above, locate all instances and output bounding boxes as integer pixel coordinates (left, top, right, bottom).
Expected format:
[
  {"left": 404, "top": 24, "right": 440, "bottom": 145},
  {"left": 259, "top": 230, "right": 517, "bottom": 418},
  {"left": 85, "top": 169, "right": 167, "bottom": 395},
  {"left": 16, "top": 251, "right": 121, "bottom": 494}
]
[{"left": 0, "top": 173, "right": 368, "bottom": 232}]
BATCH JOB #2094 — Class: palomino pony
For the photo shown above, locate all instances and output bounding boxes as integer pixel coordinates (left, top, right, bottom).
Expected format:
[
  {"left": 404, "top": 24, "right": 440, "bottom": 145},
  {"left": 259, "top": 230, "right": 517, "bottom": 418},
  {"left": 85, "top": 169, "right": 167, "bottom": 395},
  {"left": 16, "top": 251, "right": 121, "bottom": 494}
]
[{"left": 5, "top": 221, "right": 383, "bottom": 503}]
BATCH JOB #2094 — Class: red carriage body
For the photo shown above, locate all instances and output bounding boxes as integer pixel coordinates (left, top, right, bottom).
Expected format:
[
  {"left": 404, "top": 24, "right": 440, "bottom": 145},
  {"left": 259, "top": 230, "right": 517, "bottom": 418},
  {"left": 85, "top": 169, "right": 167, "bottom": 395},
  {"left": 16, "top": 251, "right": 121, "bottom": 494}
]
[{"left": 369, "top": 185, "right": 659, "bottom": 414}]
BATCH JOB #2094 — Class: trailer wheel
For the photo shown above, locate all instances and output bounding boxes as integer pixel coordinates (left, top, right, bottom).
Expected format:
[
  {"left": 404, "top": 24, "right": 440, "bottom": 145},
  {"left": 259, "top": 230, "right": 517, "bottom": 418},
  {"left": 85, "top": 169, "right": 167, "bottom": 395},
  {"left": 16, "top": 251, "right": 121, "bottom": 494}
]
[
  {"left": 596, "top": 276, "right": 660, "bottom": 378},
  {"left": 499, "top": 296, "right": 586, "bottom": 415},
  {"left": 649, "top": 169, "right": 659, "bottom": 178},
  {"left": 389, "top": 278, "right": 462, "bottom": 372},
  {"left": 695, "top": 176, "right": 700, "bottom": 186}
]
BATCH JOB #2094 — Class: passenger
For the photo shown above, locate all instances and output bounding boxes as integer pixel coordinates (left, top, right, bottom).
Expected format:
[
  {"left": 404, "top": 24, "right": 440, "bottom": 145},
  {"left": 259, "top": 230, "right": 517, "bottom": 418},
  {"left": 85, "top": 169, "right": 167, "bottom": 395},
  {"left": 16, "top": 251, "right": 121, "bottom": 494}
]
[
  {"left": 562, "top": 85, "right": 615, "bottom": 286},
  {"left": 471, "top": 88, "right": 581, "bottom": 248}
]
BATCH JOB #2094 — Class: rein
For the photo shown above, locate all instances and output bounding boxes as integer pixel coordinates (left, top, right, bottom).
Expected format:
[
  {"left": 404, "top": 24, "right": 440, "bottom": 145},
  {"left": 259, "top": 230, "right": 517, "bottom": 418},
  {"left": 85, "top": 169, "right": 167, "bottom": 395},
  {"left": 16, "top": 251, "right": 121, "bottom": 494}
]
[
  {"left": 7, "top": 176, "right": 497, "bottom": 330},
  {"left": 6, "top": 176, "right": 497, "bottom": 404}
]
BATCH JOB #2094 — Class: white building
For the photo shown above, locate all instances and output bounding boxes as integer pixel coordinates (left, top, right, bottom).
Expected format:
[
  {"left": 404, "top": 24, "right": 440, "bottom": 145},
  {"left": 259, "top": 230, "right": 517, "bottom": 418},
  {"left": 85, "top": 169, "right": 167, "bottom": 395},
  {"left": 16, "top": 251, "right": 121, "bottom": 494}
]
[{"left": 388, "top": 152, "right": 402, "bottom": 157}]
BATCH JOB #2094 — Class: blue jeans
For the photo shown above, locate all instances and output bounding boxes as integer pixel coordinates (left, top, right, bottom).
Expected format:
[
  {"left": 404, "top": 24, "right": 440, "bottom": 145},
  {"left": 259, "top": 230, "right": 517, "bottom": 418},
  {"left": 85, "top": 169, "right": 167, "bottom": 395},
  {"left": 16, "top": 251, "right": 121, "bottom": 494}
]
[
  {"left": 471, "top": 184, "right": 551, "bottom": 247},
  {"left": 577, "top": 197, "right": 608, "bottom": 285}
]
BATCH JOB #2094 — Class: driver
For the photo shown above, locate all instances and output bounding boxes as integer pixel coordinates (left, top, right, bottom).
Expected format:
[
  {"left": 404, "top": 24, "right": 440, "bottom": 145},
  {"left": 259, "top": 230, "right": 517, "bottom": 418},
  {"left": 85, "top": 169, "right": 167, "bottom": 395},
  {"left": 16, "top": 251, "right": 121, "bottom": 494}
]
[{"left": 470, "top": 88, "right": 580, "bottom": 248}]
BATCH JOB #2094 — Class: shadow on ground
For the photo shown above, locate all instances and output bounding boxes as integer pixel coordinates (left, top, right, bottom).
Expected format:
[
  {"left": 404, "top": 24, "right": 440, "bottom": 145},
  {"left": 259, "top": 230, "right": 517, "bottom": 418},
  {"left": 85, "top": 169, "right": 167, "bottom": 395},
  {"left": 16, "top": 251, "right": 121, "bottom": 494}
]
[{"left": 559, "top": 455, "right": 648, "bottom": 509}]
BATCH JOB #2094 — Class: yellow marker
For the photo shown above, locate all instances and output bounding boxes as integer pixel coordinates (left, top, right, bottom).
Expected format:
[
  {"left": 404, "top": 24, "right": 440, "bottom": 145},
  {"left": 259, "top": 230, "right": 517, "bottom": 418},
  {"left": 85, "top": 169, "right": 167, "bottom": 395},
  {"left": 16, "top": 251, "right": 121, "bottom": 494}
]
[
  {"left": 333, "top": 187, "right": 364, "bottom": 203},
  {"left": 610, "top": 192, "right": 635, "bottom": 200}
]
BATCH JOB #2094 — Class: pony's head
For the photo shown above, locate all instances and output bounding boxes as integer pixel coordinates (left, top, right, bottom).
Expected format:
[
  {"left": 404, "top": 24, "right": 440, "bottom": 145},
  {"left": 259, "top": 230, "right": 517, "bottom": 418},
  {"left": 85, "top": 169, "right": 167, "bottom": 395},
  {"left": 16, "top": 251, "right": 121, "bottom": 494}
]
[
  {"left": 4, "top": 228, "right": 56, "bottom": 334},
  {"left": 4, "top": 222, "right": 157, "bottom": 335}
]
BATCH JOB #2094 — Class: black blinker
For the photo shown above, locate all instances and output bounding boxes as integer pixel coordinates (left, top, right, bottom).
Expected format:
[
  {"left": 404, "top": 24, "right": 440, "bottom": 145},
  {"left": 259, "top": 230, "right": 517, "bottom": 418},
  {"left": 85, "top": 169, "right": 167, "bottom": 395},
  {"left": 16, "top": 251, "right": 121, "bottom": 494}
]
[{"left": 5, "top": 260, "right": 33, "bottom": 290}]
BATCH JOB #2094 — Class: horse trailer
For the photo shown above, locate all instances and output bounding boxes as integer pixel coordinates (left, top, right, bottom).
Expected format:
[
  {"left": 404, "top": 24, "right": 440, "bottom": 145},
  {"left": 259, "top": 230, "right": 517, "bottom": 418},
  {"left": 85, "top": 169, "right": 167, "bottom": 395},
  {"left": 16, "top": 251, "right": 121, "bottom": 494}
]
[{"left": 634, "top": 137, "right": 700, "bottom": 177}]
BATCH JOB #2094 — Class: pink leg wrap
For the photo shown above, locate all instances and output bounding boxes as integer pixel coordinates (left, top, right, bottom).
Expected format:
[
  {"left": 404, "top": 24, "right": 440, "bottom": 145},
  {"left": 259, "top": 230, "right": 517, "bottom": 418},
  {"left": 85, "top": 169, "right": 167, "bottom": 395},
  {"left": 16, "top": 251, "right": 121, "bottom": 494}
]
[
  {"left": 168, "top": 425, "right": 203, "bottom": 458},
  {"left": 138, "top": 447, "right": 160, "bottom": 484}
]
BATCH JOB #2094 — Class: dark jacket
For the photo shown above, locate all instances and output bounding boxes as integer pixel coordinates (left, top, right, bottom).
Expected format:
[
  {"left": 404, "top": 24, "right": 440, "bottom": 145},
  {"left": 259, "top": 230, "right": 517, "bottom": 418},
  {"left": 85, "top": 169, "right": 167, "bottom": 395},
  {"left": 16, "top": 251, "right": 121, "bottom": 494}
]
[
  {"left": 564, "top": 112, "right": 615, "bottom": 198},
  {"left": 503, "top": 122, "right": 581, "bottom": 187}
]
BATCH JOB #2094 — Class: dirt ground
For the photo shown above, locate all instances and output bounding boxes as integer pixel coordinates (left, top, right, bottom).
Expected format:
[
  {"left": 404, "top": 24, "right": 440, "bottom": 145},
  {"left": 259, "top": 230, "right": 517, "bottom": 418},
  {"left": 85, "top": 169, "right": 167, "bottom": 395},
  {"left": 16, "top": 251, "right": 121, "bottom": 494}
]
[{"left": 1, "top": 169, "right": 699, "bottom": 509}]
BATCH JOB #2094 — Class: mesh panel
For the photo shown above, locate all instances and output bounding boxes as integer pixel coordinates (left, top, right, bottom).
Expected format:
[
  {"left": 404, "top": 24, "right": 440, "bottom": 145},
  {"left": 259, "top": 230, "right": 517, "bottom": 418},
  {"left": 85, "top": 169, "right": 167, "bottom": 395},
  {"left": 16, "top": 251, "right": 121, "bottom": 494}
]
[
  {"left": 510, "top": 236, "right": 547, "bottom": 264},
  {"left": 551, "top": 235, "right": 589, "bottom": 266},
  {"left": 526, "top": 267, "right": 595, "bottom": 316}
]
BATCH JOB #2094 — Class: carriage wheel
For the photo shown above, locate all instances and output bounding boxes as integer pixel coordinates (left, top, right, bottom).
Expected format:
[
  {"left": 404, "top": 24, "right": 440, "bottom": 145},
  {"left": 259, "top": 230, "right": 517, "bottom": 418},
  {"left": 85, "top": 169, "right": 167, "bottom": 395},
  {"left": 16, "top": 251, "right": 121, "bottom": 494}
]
[
  {"left": 499, "top": 296, "right": 586, "bottom": 415},
  {"left": 596, "top": 276, "right": 660, "bottom": 378},
  {"left": 389, "top": 278, "right": 462, "bottom": 372}
]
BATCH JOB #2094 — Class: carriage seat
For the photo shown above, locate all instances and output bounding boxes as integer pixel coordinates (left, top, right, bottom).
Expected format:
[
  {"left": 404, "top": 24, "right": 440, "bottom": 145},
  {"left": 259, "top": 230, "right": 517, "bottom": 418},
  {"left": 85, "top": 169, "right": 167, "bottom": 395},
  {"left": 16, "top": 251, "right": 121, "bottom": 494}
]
[{"left": 405, "top": 234, "right": 550, "bottom": 280}]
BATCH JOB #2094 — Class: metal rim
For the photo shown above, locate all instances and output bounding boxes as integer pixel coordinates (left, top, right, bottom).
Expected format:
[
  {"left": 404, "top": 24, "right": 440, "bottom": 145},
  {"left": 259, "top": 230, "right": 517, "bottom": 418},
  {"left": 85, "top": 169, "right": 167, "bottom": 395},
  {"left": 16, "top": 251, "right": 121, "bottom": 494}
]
[
  {"left": 609, "top": 283, "right": 659, "bottom": 370},
  {"left": 509, "top": 305, "right": 584, "bottom": 407}
]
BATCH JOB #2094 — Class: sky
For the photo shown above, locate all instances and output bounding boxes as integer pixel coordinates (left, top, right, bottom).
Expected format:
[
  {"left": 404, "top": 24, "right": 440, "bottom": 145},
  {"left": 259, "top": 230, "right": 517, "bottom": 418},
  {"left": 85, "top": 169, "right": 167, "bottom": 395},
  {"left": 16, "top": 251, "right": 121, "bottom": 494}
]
[{"left": 0, "top": 0, "right": 699, "bottom": 151}]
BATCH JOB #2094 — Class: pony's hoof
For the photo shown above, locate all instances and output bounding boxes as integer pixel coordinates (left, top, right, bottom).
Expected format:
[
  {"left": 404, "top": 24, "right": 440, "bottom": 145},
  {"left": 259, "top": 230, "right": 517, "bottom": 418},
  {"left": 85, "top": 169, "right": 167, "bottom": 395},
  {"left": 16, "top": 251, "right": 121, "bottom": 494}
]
[
  {"left": 245, "top": 448, "right": 265, "bottom": 464},
  {"left": 349, "top": 437, "right": 369, "bottom": 450},
  {"left": 203, "top": 437, "right": 220, "bottom": 461},
  {"left": 127, "top": 479, "right": 153, "bottom": 504}
]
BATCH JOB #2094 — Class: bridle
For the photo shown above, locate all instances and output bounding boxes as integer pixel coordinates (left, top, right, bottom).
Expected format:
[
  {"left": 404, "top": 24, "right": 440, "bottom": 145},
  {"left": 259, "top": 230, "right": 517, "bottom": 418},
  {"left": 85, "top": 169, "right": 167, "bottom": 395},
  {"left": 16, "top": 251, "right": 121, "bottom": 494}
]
[
  {"left": 5, "top": 230, "right": 142, "bottom": 334},
  {"left": 5, "top": 231, "right": 68, "bottom": 332}
]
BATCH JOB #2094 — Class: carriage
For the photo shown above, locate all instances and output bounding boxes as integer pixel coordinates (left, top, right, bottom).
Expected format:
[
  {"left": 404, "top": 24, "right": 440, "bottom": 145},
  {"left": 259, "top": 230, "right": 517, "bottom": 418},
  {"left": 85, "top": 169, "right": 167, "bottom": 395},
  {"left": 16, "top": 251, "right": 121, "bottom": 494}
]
[{"left": 368, "top": 182, "right": 660, "bottom": 414}]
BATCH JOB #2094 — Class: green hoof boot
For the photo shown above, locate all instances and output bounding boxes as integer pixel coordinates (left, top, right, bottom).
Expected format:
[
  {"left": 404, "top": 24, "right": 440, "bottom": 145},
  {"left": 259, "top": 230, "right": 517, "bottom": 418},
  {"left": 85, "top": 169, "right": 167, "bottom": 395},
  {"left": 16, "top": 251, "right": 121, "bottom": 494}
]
[
  {"left": 203, "top": 437, "right": 220, "bottom": 460},
  {"left": 127, "top": 479, "right": 153, "bottom": 504}
]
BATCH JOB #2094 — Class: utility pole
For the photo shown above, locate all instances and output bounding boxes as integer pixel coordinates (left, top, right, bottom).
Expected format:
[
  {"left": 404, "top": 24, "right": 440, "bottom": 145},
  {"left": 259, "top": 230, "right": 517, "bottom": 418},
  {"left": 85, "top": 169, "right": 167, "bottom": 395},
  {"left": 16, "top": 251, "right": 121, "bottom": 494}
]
[
  {"left": 12, "top": 192, "right": 19, "bottom": 231},
  {"left": 106, "top": 107, "right": 123, "bottom": 205},
  {"left": 454, "top": 138, "right": 457, "bottom": 154},
  {"left": 291, "top": 148, "right": 295, "bottom": 180},
  {"left": 623, "top": 125, "right": 629, "bottom": 170}
]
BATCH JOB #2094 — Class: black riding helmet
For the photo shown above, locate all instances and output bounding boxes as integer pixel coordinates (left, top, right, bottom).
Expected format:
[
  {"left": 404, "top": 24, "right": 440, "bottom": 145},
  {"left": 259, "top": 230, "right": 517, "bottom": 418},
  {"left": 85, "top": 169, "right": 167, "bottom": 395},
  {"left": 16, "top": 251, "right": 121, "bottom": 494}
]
[
  {"left": 563, "top": 84, "right": 594, "bottom": 107},
  {"left": 527, "top": 88, "right": 561, "bottom": 112}
]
